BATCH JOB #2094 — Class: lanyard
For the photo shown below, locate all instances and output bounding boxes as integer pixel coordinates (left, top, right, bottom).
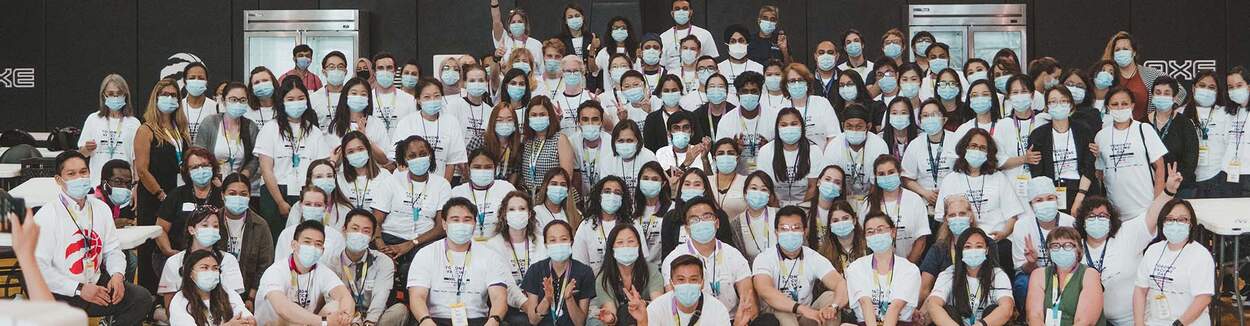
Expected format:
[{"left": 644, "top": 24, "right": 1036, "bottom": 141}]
[
  {"left": 925, "top": 134, "right": 944, "bottom": 187},
  {"left": 871, "top": 255, "right": 895, "bottom": 320},
  {"left": 105, "top": 117, "right": 123, "bottom": 158},
  {"left": 159, "top": 125, "right": 184, "bottom": 164},
  {"left": 288, "top": 257, "right": 315, "bottom": 308},
  {"left": 670, "top": 296, "right": 698, "bottom": 326},
  {"left": 550, "top": 262, "right": 573, "bottom": 321},
  {"left": 222, "top": 118, "right": 241, "bottom": 171},
  {"left": 1198, "top": 106, "right": 1215, "bottom": 139},
  {"left": 1110, "top": 123, "right": 1136, "bottom": 170},
  {"left": 739, "top": 110, "right": 762, "bottom": 157},
  {"left": 963, "top": 174, "right": 986, "bottom": 217},
  {"left": 285, "top": 126, "right": 305, "bottom": 168},
  {"left": 470, "top": 187, "right": 491, "bottom": 235},
  {"left": 1151, "top": 113, "right": 1175, "bottom": 139},
  {"left": 1054, "top": 130, "right": 1074, "bottom": 178},
  {"left": 778, "top": 247, "right": 804, "bottom": 301},
  {"left": 1083, "top": 241, "right": 1109, "bottom": 272},
  {"left": 352, "top": 177, "right": 373, "bottom": 209},
  {"left": 1013, "top": 115, "right": 1034, "bottom": 156},
  {"left": 529, "top": 137, "right": 549, "bottom": 181},
  {"left": 1049, "top": 269, "right": 1070, "bottom": 315},
  {"left": 881, "top": 192, "right": 903, "bottom": 222},
  {"left": 745, "top": 209, "right": 771, "bottom": 254},
  {"left": 376, "top": 92, "right": 398, "bottom": 129},
  {"left": 60, "top": 195, "right": 95, "bottom": 258},
  {"left": 408, "top": 176, "right": 428, "bottom": 233},
  {"left": 445, "top": 240, "right": 473, "bottom": 302},
  {"left": 341, "top": 253, "right": 371, "bottom": 309},
  {"left": 1034, "top": 221, "right": 1051, "bottom": 261},
  {"left": 1150, "top": 245, "right": 1185, "bottom": 292},
  {"left": 509, "top": 240, "right": 530, "bottom": 282},
  {"left": 640, "top": 209, "right": 659, "bottom": 246},
  {"left": 686, "top": 240, "right": 723, "bottom": 296}
]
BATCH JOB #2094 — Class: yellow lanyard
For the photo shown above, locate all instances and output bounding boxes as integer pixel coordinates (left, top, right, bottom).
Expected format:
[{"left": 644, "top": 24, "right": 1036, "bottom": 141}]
[
  {"left": 445, "top": 243, "right": 473, "bottom": 302},
  {"left": 352, "top": 177, "right": 373, "bottom": 208},
  {"left": 871, "top": 256, "right": 895, "bottom": 320},
  {"left": 745, "top": 209, "right": 770, "bottom": 253}
]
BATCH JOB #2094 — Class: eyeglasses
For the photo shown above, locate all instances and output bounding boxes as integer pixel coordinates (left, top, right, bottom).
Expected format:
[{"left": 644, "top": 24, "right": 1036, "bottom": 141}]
[
  {"left": 863, "top": 225, "right": 892, "bottom": 235},
  {"left": 1047, "top": 242, "right": 1078, "bottom": 251},
  {"left": 106, "top": 178, "right": 136, "bottom": 188},
  {"left": 777, "top": 224, "right": 803, "bottom": 232},
  {"left": 937, "top": 81, "right": 960, "bottom": 88},
  {"left": 1164, "top": 216, "right": 1191, "bottom": 224},
  {"left": 687, "top": 213, "right": 718, "bottom": 223}
]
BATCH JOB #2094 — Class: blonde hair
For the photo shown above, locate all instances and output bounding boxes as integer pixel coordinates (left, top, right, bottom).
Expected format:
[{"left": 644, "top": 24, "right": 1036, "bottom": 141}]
[
  {"left": 97, "top": 74, "right": 133, "bottom": 117},
  {"left": 542, "top": 38, "right": 567, "bottom": 57},
  {"left": 935, "top": 195, "right": 979, "bottom": 245},
  {"left": 781, "top": 63, "right": 815, "bottom": 98},
  {"left": 506, "top": 48, "right": 541, "bottom": 90},
  {"left": 1102, "top": 31, "right": 1135, "bottom": 62},
  {"left": 758, "top": 5, "right": 778, "bottom": 17},
  {"left": 141, "top": 79, "right": 191, "bottom": 146}
]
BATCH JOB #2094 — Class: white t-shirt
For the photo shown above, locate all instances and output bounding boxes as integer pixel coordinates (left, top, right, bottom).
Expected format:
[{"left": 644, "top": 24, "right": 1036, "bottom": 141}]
[
  {"left": 532, "top": 204, "right": 568, "bottom": 235},
  {"left": 751, "top": 246, "right": 837, "bottom": 305},
  {"left": 1090, "top": 216, "right": 1155, "bottom": 324},
  {"left": 338, "top": 170, "right": 394, "bottom": 210},
  {"left": 928, "top": 266, "right": 1012, "bottom": 322},
  {"left": 1051, "top": 128, "right": 1082, "bottom": 181},
  {"left": 638, "top": 206, "right": 666, "bottom": 265},
  {"left": 791, "top": 96, "right": 842, "bottom": 148},
  {"left": 596, "top": 149, "right": 659, "bottom": 194},
  {"left": 715, "top": 107, "right": 777, "bottom": 171},
  {"left": 934, "top": 172, "right": 1025, "bottom": 236},
  {"left": 845, "top": 255, "right": 921, "bottom": 322},
  {"left": 253, "top": 121, "right": 331, "bottom": 196},
  {"left": 483, "top": 235, "right": 548, "bottom": 287},
  {"left": 569, "top": 130, "right": 613, "bottom": 192},
  {"left": 449, "top": 181, "right": 517, "bottom": 242},
  {"left": 1221, "top": 110, "right": 1250, "bottom": 175},
  {"left": 78, "top": 114, "right": 141, "bottom": 185},
  {"left": 309, "top": 88, "right": 340, "bottom": 127},
  {"left": 761, "top": 93, "right": 791, "bottom": 113},
  {"left": 283, "top": 203, "right": 353, "bottom": 230},
  {"left": 254, "top": 261, "right": 347, "bottom": 325},
  {"left": 210, "top": 118, "right": 248, "bottom": 176},
  {"left": 493, "top": 36, "right": 544, "bottom": 70},
  {"left": 1134, "top": 241, "right": 1214, "bottom": 326},
  {"left": 273, "top": 226, "right": 346, "bottom": 266},
  {"left": 712, "top": 174, "right": 748, "bottom": 222},
  {"left": 406, "top": 240, "right": 510, "bottom": 319},
  {"left": 1007, "top": 213, "right": 1076, "bottom": 270},
  {"left": 33, "top": 194, "right": 127, "bottom": 296},
  {"left": 644, "top": 291, "right": 732, "bottom": 326},
  {"left": 857, "top": 190, "right": 932, "bottom": 257},
  {"left": 321, "top": 115, "right": 393, "bottom": 159},
  {"left": 1095, "top": 121, "right": 1168, "bottom": 218},
  {"left": 169, "top": 289, "right": 252, "bottom": 326},
  {"left": 225, "top": 217, "right": 246, "bottom": 257},
  {"left": 661, "top": 241, "right": 753, "bottom": 311},
  {"left": 900, "top": 132, "right": 956, "bottom": 193},
  {"left": 757, "top": 142, "right": 824, "bottom": 205},
  {"left": 1193, "top": 106, "right": 1230, "bottom": 181},
  {"left": 950, "top": 118, "right": 1029, "bottom": 199},
  {"left": 656, "top": 145, "right": 707, "bottom": 172},
  {"left": 370, "top": 89, "right": 418, "bottom": 139},
  {"left": 717, "top": 60, "right": 764, "bottom": 92},
  {"left": 158, "top": 250, "right": 245, "bottom": 295},
  {"left": 600, "top": 90, "right": 653, "bottom": 129},
  {"left": 552, "top": 91, "right": 595, "bottom": 134},
  {"left": 372, "top": 172, "right": 453, "bottom": 240},
  {"left": 393, "top": 113, "right": 468, "bottom": 178},
  {"left": 243, "top": 107, "right": 275, "bottom": 127},
  {"left": 571, "top": 219, "right": 619, "bottom": 274},
  {"left": 823, "top": 132, "right": 890, "bottom": 204},
  {"left": 659, "top": 25, "right": 720, "bottom": 71},
  {"left": 736, "top": 208, "right": 780, "bottom": 261},
  {"left": 182, "top": 97, "right": 218, "bottom": 140},
  {"left": 444, "top": 96, "right": 492, "bottom": 150}
]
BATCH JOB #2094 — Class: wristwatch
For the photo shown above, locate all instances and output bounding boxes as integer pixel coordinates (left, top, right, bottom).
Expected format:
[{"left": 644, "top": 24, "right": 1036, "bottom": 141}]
[
  {"left": 489, "top": 315, "right": 503, "bottom": 324},
  {"left": 74, "top": 283, "right": 84, "bottom": 296}
]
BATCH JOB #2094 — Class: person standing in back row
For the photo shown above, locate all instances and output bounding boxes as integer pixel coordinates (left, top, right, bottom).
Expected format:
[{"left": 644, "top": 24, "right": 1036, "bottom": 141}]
[
  {"left": 280, "top": 44, "right": 323, "bottom": 93},
  {"left": 660, "top": 0, "right": 718, "bottom": 73}
]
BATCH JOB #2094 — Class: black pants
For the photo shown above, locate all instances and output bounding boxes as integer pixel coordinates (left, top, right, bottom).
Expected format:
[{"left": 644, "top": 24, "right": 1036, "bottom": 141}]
[
  {"left": 431, "top": 317, "right": 488, "bottom": 326},
  {"left": 52, "top": 273, "right": 155, "bottom": 325}
]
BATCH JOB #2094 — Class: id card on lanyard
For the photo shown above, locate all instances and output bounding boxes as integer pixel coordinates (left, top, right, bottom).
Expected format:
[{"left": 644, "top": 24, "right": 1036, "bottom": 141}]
[
  {"left": 1045, "top": 272, "right": 1067, "bottom": 326},
  {"left": 447, "top": 241, "right": 473, "bottom": 326}
]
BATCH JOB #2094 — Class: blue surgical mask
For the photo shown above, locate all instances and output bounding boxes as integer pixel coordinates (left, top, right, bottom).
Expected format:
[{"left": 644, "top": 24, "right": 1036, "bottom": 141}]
[
  {"left": 407, "top": 156, "right": 431, "bottom": 176},
  {"left": 296, "top": 244, "right": 323, "bottom": 267},
  {"left": 1151, "top": 95, "right": 1174, "bottom": 112},
  {"left": 967, "top": 71, "right": 988, "bottom": 83},
  {"left": 995, "top": 75, "right": 1011, "bottom": 93},
  {"left": 302, "top": 205, "right": 325, "bottom": 221},
  {"left": 546, "top": 185, "right": 569, "bottom": 203},
  {"left": 346, "top": 95, "right": 369, "bottom": 112},
  {"left": 346, "top": 151, "right": 370, "bottom": 168},
  {"left": 778, "top": 231, "right": 804, "bottom": 252},
  {"left": 466, "top": 82, "right": 488, "bottom": 97},
  {"left": 545, "top": 59, "right": 561, "bottom": 74},
  {"left": 581, "top": 125, "right": 602, "bottom": 141},
  {"left": 157, "top": 96, "right": 180, "bottom": 113},
  {"left": 672, "top": 10, "right": 690, "bottom": 25},
  {"left": 227, "top": 102, "right": 249, "bottom": 118},
  {"left": 446, "top": 222, "right": 475, "bottom": 244},
  {"left": 899, "top": 82, "right": 920, "bottom": 98},
  {"left": 547, "top": 243, "right": 573, "bottom": 262},
  {"left": 1163, "top": 221, "right": 1189, "bottom": 244},
  {"left": 670, "top": 131, "right": 690, "bottom": 149},
  {"left": 1010, "top": 94, "right": 1033, "bottom": 112},
  {"left": 295, "top": 57, "right": 312, "bottom": 70},
  {"left": 105, "top": 96, "right": 126, "bottom": 111},
  {"left": 914, "top": 41, "right": 932, "bottom": 57},
  {"left": 845, "top": 42, "right": 863, "bottom": 57},
  {"left": 1068, "top": 86, "right": 1087, "bottom": 103},
  {"left": 609, "top": 68, "right": 628, "bottom": 84},
  {"left": 194, "top": 270, "right": 221, "bottom": 292},
  {"left": 509, "top": 22, "right": 526, "bottom": 37},
  {"left": 745, "top": 189, "right": 769, "bottom": 209},
  {"left": 674, "top": 283, "right": 702, "bottom": 307},
  {"left": 786, "top": 81, "right": 808, "bottom": 97},
  {"left": 878, "top": 76, "right": 898, "bottom": 94},
  {"left": 108, "top": 187, "right": 132, "bottom": 206},
  {"left": 866, "top": 233, "right": 893, "bottom": 253},
  {"left": 929, "top": 58, "right": 949, "bottom": 75},
  {"left": 224, "top": 195, "right": 249, "bottom": 215},
  {"left": 1049, "top": 248, "right": 1077, "bottom": 268},
  {"left": 421, "top": 99, "right": 445, "bottom": 116},
  {"left": 495, "top": 122, "right": 516, "bottom": 137},
  {"left": 325, "top": 69, "right": 347, "bottom": 86},
  {"left": 624, "top": 87, "right": 646, "bottom": 103},
  {"left": 284, "top": 100, "right": 308, "bottom": 118},
  {"left": 190, "top": 167, "right": 213, "bottom": 186},
  {"left": 888, "top": 114, "right": 910, "bottom": 130},
  {"left": 689, "top": 220, "right": 717, "bottom": 244},
  {"left": 947, "top": 216, "right": 971, "bottom": 236},
  {"left": 512, "top": 62, "right": 532, "bottom": 75},
  {"left": 680, "top": 188, "right": 702, "bottom": 202},
  {"left": 566, "top": 16, "right": 583, "bottom": 30},
  {"left": 817, "top": 54, "right": 836, "bottom": 72},
  {"left": 962, "top": 248, "right": 987, "bottom": 267},
  {"left": 194, "top": 227, "right": 221, "bottom": 247},
  {"left": 613, "top": 246, "right": 639, "bottom": 265},
  {"left": 830, "top": 220, "right": 854, "bottom": 237},
  {"left": 838, "top": 85, "right": 858, "bottom": 101},
  {"left": 964, "top": 149, "right": 988, "bottom": 167},
  {"left": 1033, "top": 200, "right": 1058, "bottom": 222},
  {"left": 758, "top": 20, "right": 777, "bottom": 35},
  {"left": 611, "top": 28, "right": 628, "bottom": 42},
  {"left": 843, "top": 130, "right": 866, "bottom": 145},
  {"left": 738, "top": 94, "right": 760, "bottom": 111},
  {"left": 507, "top": 84, "right": 527, "bottom": 101},
  {"left": 345, "top": 232, "right": 370, "bottom": 253},
  {"left": 1230, "top": 87, "right": 1249, "bottom": 105},
  {"left": 440, "top": 70, "right": 460, "bottom": 86},
  {"left": 1084, "top": 217, "right": 1110, "bottom": 239},
  {"left": 876, "top": 174, "right": 901, "bottom": 191},
  {"left": 1194, "top": 88, "right": 1217, "bottom": 107},
  {"left": 706, "top": 87, "right": 728, "bottom": 104},
  {"left": 818, "top": 181, "right": 840, "bottom": 200},
  {"left": 696, "top": 69, "right": 712, "bottom": 83},
  {"left": 883, "top": 43, "right": 902, "bottom": 59},
  {"left": 1049, "top": 103, "right": 1072, "bottom": 121},
  {"left": 779, "top": 126, "right": 803, "bottom": 145},
  {"left": 1043, "top": 78, "right": 1059, "bottom": 90},
  {"left": 1094, "top": 71, "right": 1114, "bottom": 90},
  {"left": 600, "top": 193, "right": 623, "bottom": 214},
  {"left": 564, "top": 72, "right": 583, "bottom": 87},
  {"left": 252, "top": 82, "right": 274, "bottom": 97},
  {"left": 1114, "top": 49, "right": 1134, "bottom": 67},
  {"left": 615, "top": 142, "right": 638, "bottom": 158},
  {"left": 921, "top": 117, "right": 944, "bottom": 135},
  {"left": 969, "top": 95, "right": 992, "bottom": 114},
  {"left": 638, "top": 180, "right": 662, "bottom": 198},
  {"left": 528, "top": 116, "right": 550, "bottom": 132},
  {"left": 661, "top": 92, "right": 682, "bottom": 107},
  {"left": 470, "top": 169, "right": 495, "bottom": 187},
  {"left": 375, "top": 71, "right": 395, "bottom": 88},
  {"left": 715, "top": 155, "right": 737, "bottom": 174},
  {"left": 185, "top": 80, "right": 208, "bottom": 97},
  {"left": 642, "top": 49, "right": 662, "bottom": 65},
  {"left": 765, "top": 76, "right": 783, "bottom": 92},
  {"left": 936, "top": 84, "right": 960, "bottom": 101}
]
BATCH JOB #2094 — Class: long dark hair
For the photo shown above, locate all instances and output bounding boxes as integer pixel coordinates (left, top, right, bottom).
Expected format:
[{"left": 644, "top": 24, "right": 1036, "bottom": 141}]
[
  {"left": 881, "top": 97, "right": 919, "bottom": 157},
  {"left": 179, "top": 249, "right": 233, "bottom": 326},
  {"left": 339, "top": 131, "right": 380, "bottom": 180},
  {"left": 950, "top": 227, "right": 1000, "bottom": 321},
  {"left": 583, "top": 176, "right": 635, "bottom": 228},
  {"left": 772, "top": 107, "right": 810, "bottom": 182},
  {"left": 1181, "top": 71, "right": 1220, "bottom": 126},
  {"left": 535, "top": 167, "right": 582, "bottom": 228},
  {"left": 219, "top": 82, "right": 257, "bottom": 170},
  {"left": 865, "top": 154, "right": 903, "bottom": 216},
  {"left": 632, "top": 161, "right": 673, "bottom": 218},
  {"left": 958, "top": 79, "right": 1000, "bottom": 125},
  {"left": 273, "top": 77, "right": 320, "bottom": 140},
  {"left": 184, "top": 205, "right": 228, "bottom": 253},
  {"left": 674, "top": 168, "right": 714, "bottom": 207},
  {"left": 602, "top": 17, "right": 638, "bottom": 62},
  {"left": 805, "top": 164, "right": 847, "bottom": 212},
  {"left": 500, "top": 68, "right": 532, "bottom": 108},
  {"left": 813, "top": 200, "right": 865, "bottom": 273},
  {"left": 952, "top": 128, "right": 1000, "bottom": 174},
  {"left": 328, "top": 77, "right": 374, "bottom": 136},
  {"left": 830, "top": 69, "right": 871, "bottom": 111},
  {"left": 598, "top": 223, "right": 653, "bottom": 303}
]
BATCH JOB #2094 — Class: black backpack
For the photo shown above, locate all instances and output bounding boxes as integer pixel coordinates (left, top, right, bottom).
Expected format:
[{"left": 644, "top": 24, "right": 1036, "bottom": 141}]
[
  {"left": 46, "top": 127, "right": 81, "bottom": 151},
  {"left": 0, "top": 129, "right": 35, "bottom": 147}
]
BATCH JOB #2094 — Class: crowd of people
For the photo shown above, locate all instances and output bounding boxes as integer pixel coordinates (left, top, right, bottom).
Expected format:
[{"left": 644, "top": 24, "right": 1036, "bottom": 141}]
[{"left": 19, "top": 0, "right": 1250, "bottom": 325}]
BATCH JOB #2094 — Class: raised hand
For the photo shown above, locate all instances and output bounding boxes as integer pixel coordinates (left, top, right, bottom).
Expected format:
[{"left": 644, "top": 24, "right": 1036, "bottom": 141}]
[
  {"left": 1165, "top": 162, "right": 1183, "bottom": 193},
  {"left": 624, "top": 285, "right": 648, "bottom": 324},
  {"left": 1025, "top": 145, "right": 1042, "bottom": 165}
]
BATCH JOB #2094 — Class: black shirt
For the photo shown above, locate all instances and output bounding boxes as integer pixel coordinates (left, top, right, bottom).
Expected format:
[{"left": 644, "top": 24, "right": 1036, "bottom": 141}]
[
  {"left": 520, "top": 258, "right": 597, "bottom": 326},
  {"left": 747, "top": 33, "right": 784, "bottom": 65},
  {"left": 157, "top": 185, "right": 221, "bottom": 251}
]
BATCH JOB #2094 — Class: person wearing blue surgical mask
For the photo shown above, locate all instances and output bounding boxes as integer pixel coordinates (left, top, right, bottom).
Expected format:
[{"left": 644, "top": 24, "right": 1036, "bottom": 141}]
[
  {"left": 1023, "top": 227, "right": 1105, "bottom": 326},
  {"left": 214, "top": 173, "right": 273, "bottom": 305},
  {"left": 1087, "top": 60, "right": 1121, "bottom": 114},
  {"left": 637, "top": 36, "right": 667, "bottom": 94},
  {"left": 805, "top": 165, "right": 849, "bottom": 249},
  {"left": 449, "top": 150, "right": 518, "bottom": 242},
  {"left": 1073, "top": 193, "right": 1162, "bottom": 325},
  {"left": 1132, "top": 196, "right": 1212, "bottom": 326},
  {"left": 1007, "top": 177, "right": 1077, "bottom": 304},
  {"left": 552, "top": 56, "right": 594, "bottom": 134},
  {"left": 1178, "top": 71, "right": 1231, "bottom": 198},
  {"left": 933, "top": 68, "right": 969, "bottom": 131},
  {"left": 997, "top": 75, "right": 1046, "bottom": 194},
  {"left": 134, "top": 79, "right": 194, "bottom": 291},
  {"left": 823, "top": 104, "right": 888, "bottom": 206},
  {"left": 401, "top": 198, "right": 509, "bottom": 326},
  {"left": 155, "top": 147, "right": 223, "bottom": 262},
  {"left": 180, "top": 63, "right": 216, "bottom": 140},
  {"left": 453, "top": 64, "right": 495, "bottom": 155},
  {"left": 596, "top": 17, "right": 638, "bottom": 92},
  {"left": 731, "top": 170, "right": 774, "bottom": 260},
  {"left": 400, "top": 59, "right": 422, "bottom": 98},
  {"left": 1145, "top": 75, "right": 1200, "bottom": 194},
  {"left": 484, "top": 191, "right": 547, "bottom": 325},
  {"left": 1055, "top": 68, "right": 1103, "bottom": 134},
  {"left": 923, "top": 227, "right": 1015, "bottom": 326},
  {"left": 869, "top": 61, "right": 903, "bottom": 130},
  {"left": 811, "top": 40, "right": 841, "bottom": 99},
  {"left": 597, "top": 120, "right": 656, "bottom": 198},
  {"left": 881, "top": 97, "right": 919, "bottom": 159},
  {"left": 1027, "top": 57, "right": 1062, "bottom": 114},
  {"left": 658, "top": 196, "right": 755, "bottom": 325},
  {"left": 336, "top": 132, "right": 390, "bottom": 213},
  {"left": 630, "top": 162, "right": 672, "bottom": 265},
  {"left": 643, "top": 75, "right": 688, "bottom": 152},
  {"left": 194, "top": 82, "right": 261, "bottom": 179},
  {"left": 569, "top": 101, "right": 610, "bottom": 192},
  {"left": 521, "top": 219, "right": 596, "bottom": 326},
  {"left": 539, "top": 41, "right": 569, "bottom": 99},
  {"left": 310, "top": 51, "right": 349, "bottom": 126},
  {"left": 167, "top": 248, "right": 256, "bottom": 325},
  {"left": 831, "top": 70, "right": 871, "bottom": 126},
  {"left": 517, "top": 97, "right": 576, "bottom": 195},
  {"left": 323, "top": 78, "right": 390, "bottom": 164},
  {"left": 279, "top": 44, "right": 323, "bottom": 93},
  {"left": 490, "top": 0, "right": 543, "bottom": 68},
  {"left": 881, "top": 28, "right": 908, "bottom": 67},
  {"left": 837, "top": 29, "right": 875, "bottom": 81},
  {"left": 659, "top": 0, "right": 719, "bottom": 73},
  {"left": 900, "top": 100, "right": 954, "bottom": 210},
  {"left": 748, "top": 5, "right": 790, "bottom": 64},
  {"left": 674, "top": 36, "right": 705, "bottom": 93},
  {"left": 758, "top": 108, "right": 825, "bottom": 205},
  {"left": 157, "top": 207, "right": 248, "bottom": 310},
  {"left": 654, "top": 111, "right": 709, "bottom": 174},
  {"left": 371, "top": 136, "right": 451, "bottom": 293},
  {"left": 919, "top": 195, "right": 982, "bottom": 305},
  {"left": 964, "top": 58, "right": 991, "bottom": 87},
  {"left": 992, "top": 59, "right": 1023, "bottom": 96},
  {"left": 534, "top": 167, "right": 580, "bottom": 232},
  {"left": 845, "top": 213, "right": 922, "bottom": 325},
  {"left": 573, "top": 176, "right": 634, "bottom": 274},
  {"left": 555, "top": 4, "right": 597, "bottom": 66},
  {"left": 935, "top": 128, "right": 1025, "bottom": 243},
  {"left": 922, "top": 43, "right": 970, "bottom": 102},
  {"left": 393, "top": 77, "right": 468, "bottom": 181},
  {"left": 761, "top": 60, "right": 791, "bottom": 111},
  {"left": 783, "top": 63, "right": 841, "bottom": 149},
  {"left": 81, "top": 74, "right": 142, "bottom": 185},
  {"left": 752, "top": 205, "right": 849, "bottom": 326},
  {"left": 255, "top": 218, "right": 355, "bottom": 326},
  {"left": 591, "top": 223, "right": 666, "bottom": 326},
  {"left": 952, "top": 79, "right": 1001, "bottom": 140},
  {"left": 708, "top": 139, "right": 747, "bottom": 217},
  {"left": 94, "top": 159, "right": 138, "bottom": 228},
  {"left": 1105, "top": 31, "right": 1187, "bottom": 120},
  {"left": 686, "top": 56, "right": 720, "bottom": 108},
  {"left": 692, "top": 73, "right": 734, "bottom": 138},
  {"left": 911, "top": 31, "right": 936, "bottom": 71},
  {"left": 437, "top": 57, "right": 463, "bottom": 97},
  {"left": 863, "top": 154, "right": 931, "bottom": 265},
  {"left": 256, "top": 78, "right": 331, "bottom": 237},
  {"left": 369, "top": 52, "right": 418, "bottom": 139},
  {"left": 1027, "top": 86, "right": 1097, "bottom": 213},
  {"left": 659, "top": 169, "right": 738, "bottom": 257}
]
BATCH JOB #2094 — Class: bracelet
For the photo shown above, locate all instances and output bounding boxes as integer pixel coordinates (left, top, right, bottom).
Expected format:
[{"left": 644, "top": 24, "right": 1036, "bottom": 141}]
[
  {"left": 1077, "top": 188, "right": 1088, "bottom": 194},
  {"left": 491, "top": 3, "right": 499, "bottom": 8},
  {"left": 418, "top": 316, "right": 431, "bottom": 325},
  {"left": 791, "top": 302, "right": 800, "bottom": 314},
  {"left": 1164, "top": 188, "right": 1177, "bottom": 197},
  {"left": 489, "top": 315, "right": 503, "bottom": 323}
]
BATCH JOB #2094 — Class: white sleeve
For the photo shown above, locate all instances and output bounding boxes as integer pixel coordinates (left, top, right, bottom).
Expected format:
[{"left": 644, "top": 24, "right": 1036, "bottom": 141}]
[
  {"left": 991, "top": 269, "right": 1013, "bottom": 302},
  {"left": 158, "top": 255, "right": 182, "bottom": 294},
  {"left": 407, "top": 249, "right": 434, "bottom": 289},
  {"left": 893, "top": 263, "right": 922, "bottom": 304},
  {"left": 901, "top": 145, "right": 921, "bottom": 180},
  {"left": 751, "top": 253, "right": 777, "bottom": 277},
  {"left": 253, "top": 124, "right": 276, "bottom": 158},
  {"left": 1133, "top": 248, "right": 1154, "bottom": 289},
  {"left": 1010, "top": 227, "right": 1028, "bottom": 270},
  {"left": 1142, "top": 123, "right": 1169, "bottom": 162},
  {"left": 928, "top": 269, "right": 954, "bottom": 301},
  {"left": 572, "top": 225, "right": 592, "bottom": 266},
  {"left": 168, "top": 294, "right": 198, "bottom": 326},
  {"left": 78, "top": 117, "right": 96, "bottom": 147},
  {"left": 256, "top": 266, "right": 286, "bottom": 300},
  {"left": 229, "top": 290, "right": 254, "bottom": 317},
  {"left": 729, "top": 251, "right": 752, "bottom": 282},
  {"left": 222, "top": 253, "right": 247, "bottom": 294},
  {"left": 806, "top": 146, "right": 825, "bottom": 179},
  {"left": 807, "top": 253, "right": 837, "bottom": 284},
  {"left": 444, "top": 124, "right": 469, "bottom": 165},
  {"left": 33, "top": 210, "right": 78, "bottom": 296},
  {"left": 367, "top": 257, "right": 396, "bottom": 322},
  {"left": 1189, "top": 247, "right": 1216, "bottom": 296},
  {"left": 996, "top": 174, "right": 1026, "bottom": 218},
  {"left": 316, "top": 268, "right": 347, "bottom": 301},
  {"left": 370, "top": 182, "right": 394, "bottom": 213}
]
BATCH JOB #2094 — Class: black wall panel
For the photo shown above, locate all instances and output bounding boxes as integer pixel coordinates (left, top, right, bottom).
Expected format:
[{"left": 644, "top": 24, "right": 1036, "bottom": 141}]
[
  {"left": 136, "top": 0, "right": 233, "bottom": 109},
  {"left": 704, "top": 0, "right": 808, "bottom": 66},
  {"left": 1228, "top": 0, "right": 1250, "bottom": 70},
  {"left": 1033, "top": 0, "right": 1129, "bottom": 70},
  {"left": 260, "top": 0, "right": 317, "bottom": 10},
  {"left": 1131, "top": 0, "right": 1224, "bottom": 85},
  {"left": 323, "top": 0, "right": 417, "bottom": 70},
  {"left": 414, "top": 0, "right": 496, "bottom": 74},
  {"left": 806, "top": 0, "right": 907, "bottom": 68},
  {"left": 44, "top": 0, "right": 139, "bottom": 130},
  {"left": 0, "top": 1, "right": 46, "bottom": 130}
]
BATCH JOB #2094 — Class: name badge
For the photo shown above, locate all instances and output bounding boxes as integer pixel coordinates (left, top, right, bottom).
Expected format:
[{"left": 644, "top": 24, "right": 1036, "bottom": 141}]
[
  {"left": 1229, "top": 160, "right": 1243, "bottom": 183},
  {"left": 1055, "top": 186, "right": 1068, "bottom": 210},
  {"left": 1151, "top": 292, "right": 1171, "bottom": 320},
  {"left": 1015, "top": 174, "right": 1031, "bottom": 198},
  {"left": 1198, "top": 144, "right": 1209, "bottom": 166},
  {"left": 449, "top": 302, "right": 470, "bottom": 326},
  {"left": 1045, "top": 308, "right": 1061, "bottom": 326},
  {"left": 182, "top": 202, "right": 196, "bottom": 212}
]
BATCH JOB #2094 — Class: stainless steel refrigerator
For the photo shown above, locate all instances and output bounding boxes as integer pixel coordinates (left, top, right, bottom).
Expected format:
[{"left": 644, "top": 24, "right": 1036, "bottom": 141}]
[
  {"left": 243, "top": 10, "right": 369, "bottom": 78},
  {"left": 908, "top": 4, "right": 1027, "bottom": 69}
]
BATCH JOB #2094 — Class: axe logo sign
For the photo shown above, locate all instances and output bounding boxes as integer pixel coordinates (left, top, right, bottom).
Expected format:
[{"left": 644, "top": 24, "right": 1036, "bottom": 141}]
[
  {"left": 1143, "top": 59, "right": 1216, "bottom": 81},
  {"left": 0, "top": 67, "right": 35, "bottom": 88}
]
